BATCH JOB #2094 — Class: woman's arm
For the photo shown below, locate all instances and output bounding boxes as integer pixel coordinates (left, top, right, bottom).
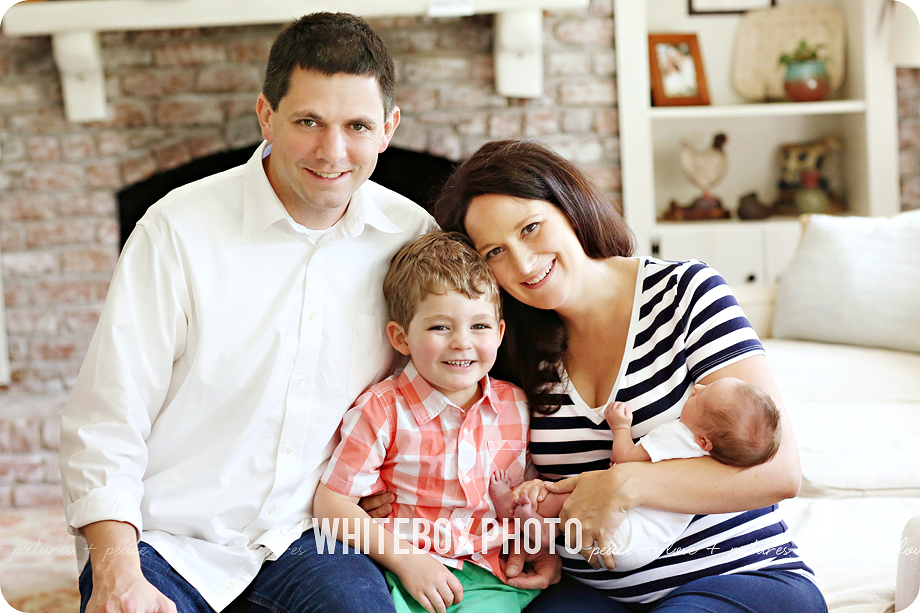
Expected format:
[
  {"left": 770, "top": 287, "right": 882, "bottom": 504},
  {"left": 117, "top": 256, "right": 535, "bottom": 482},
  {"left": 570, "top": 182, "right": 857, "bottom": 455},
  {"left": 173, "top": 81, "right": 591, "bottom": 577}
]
[
  {"left": 630, "top": 353, "right": 801, "bottom": 510},
  {"left": 547, "top": 354, "right": 801, "bottom": 569}
]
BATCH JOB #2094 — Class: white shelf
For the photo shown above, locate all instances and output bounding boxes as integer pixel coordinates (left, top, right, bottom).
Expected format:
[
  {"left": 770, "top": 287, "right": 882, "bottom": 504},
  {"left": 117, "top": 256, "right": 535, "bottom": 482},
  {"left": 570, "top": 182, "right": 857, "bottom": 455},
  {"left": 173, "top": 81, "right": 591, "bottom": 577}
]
[
  {"left": 1, "top": 0, "right": 587, "bottom": 33},
  {"left": 1, "top": 0, "right": 589, "bottom": 121},
  {"left": 655, "top": 217, "right": 803, "bottom": 229},
  {"left": 614, "top": 0, "right": 901, "bottom": 286},
  {"left": 649, "top": 99, "right": 867, "bottom": 120}
]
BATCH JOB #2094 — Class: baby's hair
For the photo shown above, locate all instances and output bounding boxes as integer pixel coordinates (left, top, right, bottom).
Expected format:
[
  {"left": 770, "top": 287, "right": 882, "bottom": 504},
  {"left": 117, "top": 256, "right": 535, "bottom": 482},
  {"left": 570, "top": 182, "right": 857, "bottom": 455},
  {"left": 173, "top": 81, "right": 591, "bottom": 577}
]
[
  {"left": 703, "top": 381, "right": 781, "bottom": 468},
  {"left": 383, "top": 231, "right": 502, "bottom": 330}
]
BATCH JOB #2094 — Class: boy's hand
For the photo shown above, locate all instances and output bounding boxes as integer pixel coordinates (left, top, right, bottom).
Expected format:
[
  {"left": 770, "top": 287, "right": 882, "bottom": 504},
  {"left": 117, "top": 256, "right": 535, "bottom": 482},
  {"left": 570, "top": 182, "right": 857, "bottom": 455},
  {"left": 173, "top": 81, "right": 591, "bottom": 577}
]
[
  {"left": 512, "top": 479, "right": 549, "bottom": 512},
  {"left": 605, "top": 402, "right": 633, "bottom": 431},
  {"left": 394, "top": 555, "right": 464, "bottom": 613}
]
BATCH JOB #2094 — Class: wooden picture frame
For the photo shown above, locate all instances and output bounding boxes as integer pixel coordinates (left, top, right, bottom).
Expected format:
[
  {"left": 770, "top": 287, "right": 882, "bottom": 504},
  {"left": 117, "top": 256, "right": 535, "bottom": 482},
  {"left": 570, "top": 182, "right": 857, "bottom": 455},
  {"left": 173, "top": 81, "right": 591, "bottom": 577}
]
[
  {"left": 688, "top": 0, "right": 775, "bottom": 15},
  {"left": 648, "top": 33, "right": 710, "bottom": 107}
]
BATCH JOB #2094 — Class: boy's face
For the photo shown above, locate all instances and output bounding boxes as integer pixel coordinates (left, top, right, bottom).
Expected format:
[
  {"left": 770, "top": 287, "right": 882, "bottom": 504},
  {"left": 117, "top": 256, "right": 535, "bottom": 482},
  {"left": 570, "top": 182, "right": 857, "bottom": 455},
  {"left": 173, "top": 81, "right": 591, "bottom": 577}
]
[{"left": 387, "top": 291, "right": 504, "bottom": 409}]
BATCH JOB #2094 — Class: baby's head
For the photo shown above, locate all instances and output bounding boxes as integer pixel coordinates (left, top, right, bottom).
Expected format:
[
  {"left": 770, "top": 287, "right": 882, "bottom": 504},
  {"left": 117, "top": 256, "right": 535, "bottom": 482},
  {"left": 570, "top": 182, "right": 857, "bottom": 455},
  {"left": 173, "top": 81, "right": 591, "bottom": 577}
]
[
  {"left": 383, "top": 231, "right": 504, "bottom": 407},
  {"left": 680, "top": 377, "right": 781, "bottom": 468}
]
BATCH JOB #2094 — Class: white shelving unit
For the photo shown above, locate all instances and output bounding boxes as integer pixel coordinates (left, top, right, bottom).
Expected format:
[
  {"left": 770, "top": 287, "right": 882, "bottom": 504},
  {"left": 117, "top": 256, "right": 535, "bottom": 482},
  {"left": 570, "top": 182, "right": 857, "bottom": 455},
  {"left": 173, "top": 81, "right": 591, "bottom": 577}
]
[{"left": 614, "top": 0, "right": 901, "bottom": 287}]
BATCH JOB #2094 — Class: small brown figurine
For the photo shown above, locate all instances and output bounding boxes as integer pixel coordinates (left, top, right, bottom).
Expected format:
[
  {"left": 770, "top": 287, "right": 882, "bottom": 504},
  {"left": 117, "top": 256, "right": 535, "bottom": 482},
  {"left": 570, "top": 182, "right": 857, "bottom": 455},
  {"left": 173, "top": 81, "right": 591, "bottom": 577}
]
[
  {"left": 775, "top": 136, "right": 842, "bottom": 211},
  {"left": 660, "top": 198, "right": 731, "bottom": 221},
  {"left": 737, "top": 192, "right": 772, "bottom": 220}
]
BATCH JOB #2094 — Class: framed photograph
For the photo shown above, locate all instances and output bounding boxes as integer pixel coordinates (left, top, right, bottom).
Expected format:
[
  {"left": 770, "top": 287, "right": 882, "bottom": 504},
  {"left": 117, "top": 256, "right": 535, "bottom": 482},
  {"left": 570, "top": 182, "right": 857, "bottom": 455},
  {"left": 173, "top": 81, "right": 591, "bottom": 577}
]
[
  {"left": 648, "top": 33, "right": 710, "bottom": 106},
  {"left": 688, "top": 0, "right": 775, "bottom": 15}
]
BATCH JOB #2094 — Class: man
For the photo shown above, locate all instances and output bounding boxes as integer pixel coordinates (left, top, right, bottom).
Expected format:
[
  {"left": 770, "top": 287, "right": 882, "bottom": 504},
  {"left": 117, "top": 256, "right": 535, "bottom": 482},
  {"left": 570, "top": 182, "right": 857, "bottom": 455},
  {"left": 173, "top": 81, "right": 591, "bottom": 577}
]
[{"left": 60, "top": 13, "right": 433, "bottom": 613}]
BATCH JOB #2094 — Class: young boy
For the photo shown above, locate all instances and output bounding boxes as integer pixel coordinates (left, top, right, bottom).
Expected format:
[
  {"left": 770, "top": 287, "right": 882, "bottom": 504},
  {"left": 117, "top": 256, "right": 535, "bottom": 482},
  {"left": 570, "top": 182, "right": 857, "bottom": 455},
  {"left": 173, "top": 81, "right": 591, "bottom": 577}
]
[
  {"left": 314, "top": 232, "right": 540, "bottom": 613},
  {"left": 491, "top": 377, "right": 781, "bottom": 572}
]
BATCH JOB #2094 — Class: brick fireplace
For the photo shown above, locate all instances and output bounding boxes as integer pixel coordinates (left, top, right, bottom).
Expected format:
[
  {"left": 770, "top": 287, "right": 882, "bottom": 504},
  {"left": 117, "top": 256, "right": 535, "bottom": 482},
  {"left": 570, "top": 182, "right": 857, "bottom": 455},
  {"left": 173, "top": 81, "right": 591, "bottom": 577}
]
[
  {"left": 0, "top": 3, "right": 623, "bottom": 506},
  {"left": 0, "top": 1, "right": 918, "bottom": 508}
]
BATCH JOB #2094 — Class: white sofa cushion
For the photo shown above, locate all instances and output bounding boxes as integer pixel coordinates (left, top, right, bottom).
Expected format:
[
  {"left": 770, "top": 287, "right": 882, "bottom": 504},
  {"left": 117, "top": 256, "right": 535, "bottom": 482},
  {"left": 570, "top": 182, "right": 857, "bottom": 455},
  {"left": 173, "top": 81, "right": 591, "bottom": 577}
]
[
  {"left": 764, "top": 339, "right": 920, "bottom": 494},
  {"left": 772, "top": 211, "right": 920, "bottom": 353},
  {"left": 781, "top": 496, "right": 920, "bottom": 612}
]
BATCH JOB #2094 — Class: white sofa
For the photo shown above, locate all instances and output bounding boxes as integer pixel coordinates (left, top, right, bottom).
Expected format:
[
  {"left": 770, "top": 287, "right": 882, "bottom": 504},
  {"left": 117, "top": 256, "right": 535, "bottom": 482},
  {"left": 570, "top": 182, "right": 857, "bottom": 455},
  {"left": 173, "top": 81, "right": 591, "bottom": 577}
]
[{"left": 733, "top": 211, "right": 920, "bottom": 613}]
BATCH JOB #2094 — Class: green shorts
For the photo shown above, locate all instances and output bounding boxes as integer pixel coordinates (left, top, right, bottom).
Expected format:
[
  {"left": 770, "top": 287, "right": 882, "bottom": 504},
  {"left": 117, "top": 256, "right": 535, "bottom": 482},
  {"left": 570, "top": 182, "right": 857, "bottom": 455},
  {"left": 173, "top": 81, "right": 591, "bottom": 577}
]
[{"left": 385, "top": 561, "right": 541, "bottom": 613}]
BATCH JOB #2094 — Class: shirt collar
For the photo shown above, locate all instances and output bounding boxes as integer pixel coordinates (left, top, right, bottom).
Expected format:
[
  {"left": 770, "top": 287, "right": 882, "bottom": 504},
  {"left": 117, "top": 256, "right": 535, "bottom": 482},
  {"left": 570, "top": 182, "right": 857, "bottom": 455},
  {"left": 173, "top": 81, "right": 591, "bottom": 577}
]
[
  {"left": 398, "top": 361, "right": 503, "bottom": 426},
  {"left": 241, "top": 141, "right": 288, "bottom": 244},
  {"left": 241, "top": 141, "right": 403, "bottom": 244},
  {"left": 343, "top": 183, "right": 404, "bottom": 237}
]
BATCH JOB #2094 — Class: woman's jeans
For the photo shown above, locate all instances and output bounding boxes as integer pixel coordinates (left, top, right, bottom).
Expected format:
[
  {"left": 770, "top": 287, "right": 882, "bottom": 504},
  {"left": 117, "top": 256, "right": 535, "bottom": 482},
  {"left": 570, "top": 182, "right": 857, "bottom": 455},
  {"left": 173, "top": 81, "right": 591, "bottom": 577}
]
[{"left": 525, "top": 569, "right": 828, "bottom": 613}]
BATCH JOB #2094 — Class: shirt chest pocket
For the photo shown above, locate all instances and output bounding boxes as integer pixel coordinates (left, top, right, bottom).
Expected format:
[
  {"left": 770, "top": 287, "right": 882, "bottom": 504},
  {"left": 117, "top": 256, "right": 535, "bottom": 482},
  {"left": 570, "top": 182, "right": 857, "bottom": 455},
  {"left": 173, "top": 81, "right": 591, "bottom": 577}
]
[
  {"left": 347, "top": 315, "right": 396, "bottom": 401},
  {"left": 486, "top": 439, "right": 527, "bottom": 485}
]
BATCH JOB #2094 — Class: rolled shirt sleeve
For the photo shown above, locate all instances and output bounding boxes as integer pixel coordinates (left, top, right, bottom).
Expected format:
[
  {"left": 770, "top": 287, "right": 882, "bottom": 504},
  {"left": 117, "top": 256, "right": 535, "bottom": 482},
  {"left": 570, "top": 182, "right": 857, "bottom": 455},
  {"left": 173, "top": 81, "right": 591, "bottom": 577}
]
[{"left": 60, "top": 226, "right": 189, "bottom": 537}]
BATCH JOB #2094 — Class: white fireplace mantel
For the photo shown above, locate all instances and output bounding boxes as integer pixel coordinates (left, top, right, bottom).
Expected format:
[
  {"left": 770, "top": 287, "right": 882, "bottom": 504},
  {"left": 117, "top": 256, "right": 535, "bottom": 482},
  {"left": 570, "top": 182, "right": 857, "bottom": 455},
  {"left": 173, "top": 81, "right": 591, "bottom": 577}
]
[{"left": 2, "top": 0, "right": 589, "bottom": 122}]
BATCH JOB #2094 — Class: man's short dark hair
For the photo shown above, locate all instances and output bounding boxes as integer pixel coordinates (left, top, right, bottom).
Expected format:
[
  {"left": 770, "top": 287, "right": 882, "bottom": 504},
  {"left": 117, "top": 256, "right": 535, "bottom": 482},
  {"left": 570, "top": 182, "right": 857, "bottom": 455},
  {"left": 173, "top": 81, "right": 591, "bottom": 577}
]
[{"left": 262, "top": 12, "right": 396, "bottom": 118}]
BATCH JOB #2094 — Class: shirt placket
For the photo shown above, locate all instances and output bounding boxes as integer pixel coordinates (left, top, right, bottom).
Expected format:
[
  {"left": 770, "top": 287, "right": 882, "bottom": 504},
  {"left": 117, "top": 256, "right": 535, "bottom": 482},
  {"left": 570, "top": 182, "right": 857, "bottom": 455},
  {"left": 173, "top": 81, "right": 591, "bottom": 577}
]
[
  {"left": 451, "top": 411, "right": 478, "bottom": 557},
  {"left": 258, "top": 246, "right": 325, "bottom": 524}
]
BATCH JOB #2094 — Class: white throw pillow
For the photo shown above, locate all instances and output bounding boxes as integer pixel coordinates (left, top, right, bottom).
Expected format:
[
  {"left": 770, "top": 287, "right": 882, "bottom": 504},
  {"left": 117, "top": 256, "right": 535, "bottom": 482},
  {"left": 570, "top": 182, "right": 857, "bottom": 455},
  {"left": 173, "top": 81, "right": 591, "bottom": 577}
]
[{"left": 772, "top": 211, "right": 920, "bottom": 352}]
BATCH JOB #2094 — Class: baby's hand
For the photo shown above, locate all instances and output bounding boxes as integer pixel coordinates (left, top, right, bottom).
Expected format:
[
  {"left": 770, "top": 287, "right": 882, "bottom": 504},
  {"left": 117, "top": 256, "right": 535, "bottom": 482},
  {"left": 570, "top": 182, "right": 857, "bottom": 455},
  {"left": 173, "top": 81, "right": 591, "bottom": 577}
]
[
  {"left": 396, "top": 554, "right": 464, "bottom": 613},
  {"left": 604, "top": 401, "right": 633, "bottom": 432},
  {"left": 513, "top": 478, "right": 549, "bottom": 510}
]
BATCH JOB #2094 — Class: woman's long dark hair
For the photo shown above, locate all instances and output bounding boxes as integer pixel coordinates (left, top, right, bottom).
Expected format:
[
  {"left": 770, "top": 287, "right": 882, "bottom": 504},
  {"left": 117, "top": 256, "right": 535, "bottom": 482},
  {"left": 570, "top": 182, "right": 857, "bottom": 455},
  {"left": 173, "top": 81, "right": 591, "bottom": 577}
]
[{"left": 433, "top": 140, "right": 635, "bottom": 414}]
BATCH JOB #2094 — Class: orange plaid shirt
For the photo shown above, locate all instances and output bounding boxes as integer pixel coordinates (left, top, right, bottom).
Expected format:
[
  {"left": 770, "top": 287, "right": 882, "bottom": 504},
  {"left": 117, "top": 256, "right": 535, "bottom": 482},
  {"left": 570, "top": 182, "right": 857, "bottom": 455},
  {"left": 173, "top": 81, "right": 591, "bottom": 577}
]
[{"left": 322, "top": 361, "right": 534, "bottom": 579}]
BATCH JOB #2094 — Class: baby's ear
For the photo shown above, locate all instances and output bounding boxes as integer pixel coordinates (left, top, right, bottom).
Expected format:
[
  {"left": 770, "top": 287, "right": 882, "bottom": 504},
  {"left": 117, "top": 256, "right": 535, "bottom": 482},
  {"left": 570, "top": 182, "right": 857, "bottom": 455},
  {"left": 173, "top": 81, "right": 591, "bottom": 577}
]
[
  {"left": 697, "top": 434, "right": 713, "bottom": 452},
  {"left": 386, "top": 321, "right": 412, "bottom": 356}
]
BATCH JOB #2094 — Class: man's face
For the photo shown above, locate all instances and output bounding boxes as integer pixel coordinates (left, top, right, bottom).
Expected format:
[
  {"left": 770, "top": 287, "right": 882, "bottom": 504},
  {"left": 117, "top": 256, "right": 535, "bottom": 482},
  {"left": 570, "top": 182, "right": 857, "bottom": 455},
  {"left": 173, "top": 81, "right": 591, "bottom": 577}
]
[{"left": 257, "top": 68, "right": 399, "bottom": 229}]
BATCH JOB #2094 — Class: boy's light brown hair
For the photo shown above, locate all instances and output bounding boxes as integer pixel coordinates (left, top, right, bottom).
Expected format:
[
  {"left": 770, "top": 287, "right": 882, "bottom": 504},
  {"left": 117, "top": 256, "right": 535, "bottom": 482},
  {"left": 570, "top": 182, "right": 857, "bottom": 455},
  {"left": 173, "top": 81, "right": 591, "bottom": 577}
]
[
  {"left": 702, "top": 381, "right": 782, "bottom": 468},
  {"left": 383, "top": 231, "right": 502, "bottom": 330}
]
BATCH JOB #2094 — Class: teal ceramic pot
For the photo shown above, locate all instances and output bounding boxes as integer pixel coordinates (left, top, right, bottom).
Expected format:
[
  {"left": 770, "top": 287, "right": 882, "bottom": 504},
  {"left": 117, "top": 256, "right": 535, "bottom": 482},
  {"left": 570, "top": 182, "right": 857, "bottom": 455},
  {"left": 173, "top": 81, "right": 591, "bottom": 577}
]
[{"left": 784, "top": 60, "right": 831, "bottom": 102}]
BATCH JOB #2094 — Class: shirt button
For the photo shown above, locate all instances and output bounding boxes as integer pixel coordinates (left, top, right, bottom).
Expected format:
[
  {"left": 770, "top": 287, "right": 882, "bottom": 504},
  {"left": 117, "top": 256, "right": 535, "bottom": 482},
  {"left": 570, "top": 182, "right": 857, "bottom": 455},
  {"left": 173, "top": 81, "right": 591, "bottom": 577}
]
[
  {"left": 297, "top": 379, "right": 305, "bottom": 387},
  {"left": 286, "top": 445, "right": 295, "bottom": 454},
  {"left": 268, "top": 506, "right": 276, "bottom": 514},
  {"left": 309, "top": 312, "right": 316, "bottom": 321},
  {"left": 463, "top": 475, "right": 471, "bottom": 484}
]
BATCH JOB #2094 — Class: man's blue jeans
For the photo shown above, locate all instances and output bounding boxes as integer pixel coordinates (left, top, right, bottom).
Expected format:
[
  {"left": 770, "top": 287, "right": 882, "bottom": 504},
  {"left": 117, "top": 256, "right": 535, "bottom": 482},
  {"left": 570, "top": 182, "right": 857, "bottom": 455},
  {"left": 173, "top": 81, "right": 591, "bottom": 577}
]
[{"left": 78, "top": 530, "right": 396, "bottom": 613}]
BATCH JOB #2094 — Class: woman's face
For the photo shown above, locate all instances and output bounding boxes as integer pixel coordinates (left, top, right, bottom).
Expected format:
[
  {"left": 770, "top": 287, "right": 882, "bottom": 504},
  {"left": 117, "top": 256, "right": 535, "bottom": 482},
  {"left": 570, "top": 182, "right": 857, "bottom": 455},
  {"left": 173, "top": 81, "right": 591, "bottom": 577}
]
[{"left": 465, "top": 194, "right": 586, "bottom": 311}]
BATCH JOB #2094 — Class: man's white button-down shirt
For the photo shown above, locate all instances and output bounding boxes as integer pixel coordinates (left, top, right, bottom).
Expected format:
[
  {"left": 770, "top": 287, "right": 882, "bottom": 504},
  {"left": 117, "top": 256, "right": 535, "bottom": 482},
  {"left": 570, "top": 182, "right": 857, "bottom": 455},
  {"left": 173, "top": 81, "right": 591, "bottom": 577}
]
[{"left": 59, "top": 141, "right": 436, "bottom": 611}]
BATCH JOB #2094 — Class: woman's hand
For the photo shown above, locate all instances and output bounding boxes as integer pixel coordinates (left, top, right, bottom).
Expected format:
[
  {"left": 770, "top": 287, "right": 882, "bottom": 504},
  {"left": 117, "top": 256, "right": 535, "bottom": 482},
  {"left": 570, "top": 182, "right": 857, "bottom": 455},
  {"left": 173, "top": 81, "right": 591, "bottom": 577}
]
[
  {"left": 358, "top": 491, "right": 395, "bottom": 519},
  {"left": 501, "top": 548, "right": 562, "bottom": 589},
  {"left": 545, "top": 467, "right": 635, "bottom": 570},
  {"left": 512, "top": 478, "right": 549, "bottom": 511}
]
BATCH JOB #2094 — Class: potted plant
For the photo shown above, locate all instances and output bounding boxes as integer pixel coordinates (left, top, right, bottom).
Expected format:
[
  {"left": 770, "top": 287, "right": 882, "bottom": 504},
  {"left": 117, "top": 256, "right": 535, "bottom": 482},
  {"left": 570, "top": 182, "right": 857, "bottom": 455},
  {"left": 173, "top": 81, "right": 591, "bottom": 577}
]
[{"left": 778, "top": 39, "right": 831, "bottom": 102}]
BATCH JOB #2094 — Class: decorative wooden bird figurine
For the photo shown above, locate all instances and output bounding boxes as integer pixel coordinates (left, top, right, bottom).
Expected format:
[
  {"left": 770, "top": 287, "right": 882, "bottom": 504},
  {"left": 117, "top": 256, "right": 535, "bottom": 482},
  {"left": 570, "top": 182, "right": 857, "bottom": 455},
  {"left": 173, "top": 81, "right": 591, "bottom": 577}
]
[{"left": 679, "top": 133, "right": 728, "bottom": 209}]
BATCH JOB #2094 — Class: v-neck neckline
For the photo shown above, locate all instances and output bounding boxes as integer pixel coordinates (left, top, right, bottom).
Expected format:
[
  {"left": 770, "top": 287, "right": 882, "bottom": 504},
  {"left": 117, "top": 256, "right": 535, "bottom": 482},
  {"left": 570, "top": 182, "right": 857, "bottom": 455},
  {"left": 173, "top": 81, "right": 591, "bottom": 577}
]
[{"left": 560, "top": 257, "right": 646, "bottom": 424}]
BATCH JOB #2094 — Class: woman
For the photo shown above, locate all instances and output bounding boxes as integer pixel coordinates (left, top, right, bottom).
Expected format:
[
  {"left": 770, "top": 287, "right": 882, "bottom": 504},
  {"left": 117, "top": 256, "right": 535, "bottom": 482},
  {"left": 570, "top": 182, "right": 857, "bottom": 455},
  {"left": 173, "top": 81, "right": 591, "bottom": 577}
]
[{"left": 433, "top": 139, "right": 826, "bottom": 612}]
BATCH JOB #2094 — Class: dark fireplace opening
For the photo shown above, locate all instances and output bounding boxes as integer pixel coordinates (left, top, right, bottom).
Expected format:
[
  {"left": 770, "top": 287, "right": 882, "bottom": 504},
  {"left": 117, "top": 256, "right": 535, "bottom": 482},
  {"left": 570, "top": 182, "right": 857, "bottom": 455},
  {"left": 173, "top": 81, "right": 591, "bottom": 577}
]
[{"left": 117, "top": 145, "right": 457, "bottom": 249}]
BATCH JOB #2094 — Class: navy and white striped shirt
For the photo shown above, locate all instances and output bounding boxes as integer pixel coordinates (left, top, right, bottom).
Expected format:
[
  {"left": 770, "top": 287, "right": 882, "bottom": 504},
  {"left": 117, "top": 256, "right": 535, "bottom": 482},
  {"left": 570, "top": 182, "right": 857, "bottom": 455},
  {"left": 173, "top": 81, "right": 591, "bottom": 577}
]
[{"left": 530, "top": 258, "right": 813, "bottom": 604}]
